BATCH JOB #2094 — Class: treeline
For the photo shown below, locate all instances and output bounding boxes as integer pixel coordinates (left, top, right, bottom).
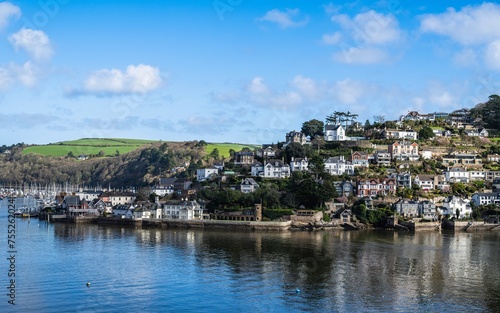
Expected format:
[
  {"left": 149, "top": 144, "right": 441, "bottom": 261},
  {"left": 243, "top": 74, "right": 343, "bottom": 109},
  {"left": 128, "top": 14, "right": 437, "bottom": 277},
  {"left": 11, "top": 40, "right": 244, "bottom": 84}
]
[
  {"left": 200, "top": 171, "right": 338, "bottom": 212},
  {"left": 0, "top": 141, "right": 204, "bottom": 188}
]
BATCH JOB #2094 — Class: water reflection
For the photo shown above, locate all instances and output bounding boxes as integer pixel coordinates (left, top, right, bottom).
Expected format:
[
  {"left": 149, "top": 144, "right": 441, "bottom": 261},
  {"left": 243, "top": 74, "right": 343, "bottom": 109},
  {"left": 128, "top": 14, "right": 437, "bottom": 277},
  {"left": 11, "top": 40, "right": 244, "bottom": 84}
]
[{"left": 5, "top": 214, "right": 500, "bottom": 312}]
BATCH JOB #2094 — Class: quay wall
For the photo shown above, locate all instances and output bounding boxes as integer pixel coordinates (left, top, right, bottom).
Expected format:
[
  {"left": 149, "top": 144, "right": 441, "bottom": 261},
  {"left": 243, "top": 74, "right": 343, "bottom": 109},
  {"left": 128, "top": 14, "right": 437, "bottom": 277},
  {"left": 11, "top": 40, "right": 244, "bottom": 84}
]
[
  {"left": 143, "top": 219, "right": 291, "bottom": 231},
  {"left": 441, "top": 220, "right": 500, "bottom": 232}
]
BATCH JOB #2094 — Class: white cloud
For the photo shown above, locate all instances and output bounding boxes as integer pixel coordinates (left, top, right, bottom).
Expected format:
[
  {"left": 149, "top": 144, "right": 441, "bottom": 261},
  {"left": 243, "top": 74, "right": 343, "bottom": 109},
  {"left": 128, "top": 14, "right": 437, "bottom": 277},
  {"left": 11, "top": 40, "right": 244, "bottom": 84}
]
[
  {"left": 485, "top": 40, "right": 500, "bottom": 70},
  {"left": 247, "top": 76, "right": 269, "bottom": 95},
  {"left": 0, "top": 2, "right": 21, "bottom": 30},
  {"left": 82, "top": 64, "right": 162, "bottom": 95},
  {"left": 332, "top": 79, "right": 367, "bottom": 104},
  {"left": 259, "top": 8, "right": 309, "bottom": 29},
  {"left": 420, "top": 3, "right": 500, "bottom": 45},
  {"left": 332, "top": 10, "right": 401, "bottom": 45},
  {"left": 11, "top": 61, "right": 39, "bottom": 87},
  {"left": 9, "top": 28, "right": 53, "bottom": 61},
  {"left": 291, "top": 75, "right": 317, "bottom": 98},
  {"left": 322, "top": 32, "right": 342, "bottom": 45},
  {"left": 333, "top": 47, "right": 387, "bottom": 64}
]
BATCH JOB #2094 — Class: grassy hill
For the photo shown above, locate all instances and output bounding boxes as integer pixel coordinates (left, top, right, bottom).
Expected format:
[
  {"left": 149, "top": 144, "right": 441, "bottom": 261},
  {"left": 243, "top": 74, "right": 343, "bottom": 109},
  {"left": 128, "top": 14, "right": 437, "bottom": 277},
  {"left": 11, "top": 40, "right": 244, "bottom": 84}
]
[
  {"left": 22, "top": 138, "right": 260, "bottom": 158},
  {"left": 22, "top": 138, "right": 158, "bottom": 157}
]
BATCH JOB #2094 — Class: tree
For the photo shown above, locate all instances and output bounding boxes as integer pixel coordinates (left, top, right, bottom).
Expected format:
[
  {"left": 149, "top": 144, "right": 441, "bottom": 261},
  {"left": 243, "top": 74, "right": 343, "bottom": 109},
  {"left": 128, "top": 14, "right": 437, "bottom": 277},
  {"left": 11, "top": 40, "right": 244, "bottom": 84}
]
[
  {"left": 301, "top": 119, "right": 324, "bottom": 138},
  {"left": 67, "top": 151, "right": 75, "bottom": 158},
  {"left": 364, "top": 119, "right": 371, "bottom": 129},
  {"left": 471, "top": 94, "right": 500, "bottom": 131},
  {"left": 98, "top": 150, "right": 105, "bottom": 157},
  {"left": 373, "top": 115, "right": 385, "bottom": 125},
  {"left": 115, "top": 150, "right": 120, "bottom": 156},
  {"left": 209, "top": 148, "right": 220, "bottom": 160},
  {"left": 419, "top": 126, "right": 435, "bottom": 140}
]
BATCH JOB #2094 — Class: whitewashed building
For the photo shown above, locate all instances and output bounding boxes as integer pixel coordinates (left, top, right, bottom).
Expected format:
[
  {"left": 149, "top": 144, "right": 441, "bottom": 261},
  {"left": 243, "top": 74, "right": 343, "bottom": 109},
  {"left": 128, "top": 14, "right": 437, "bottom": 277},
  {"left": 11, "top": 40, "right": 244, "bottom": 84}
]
[
  {"left": 444, "top": 167, "right": 469, "bottom": 183},
  {"left": 442, "top": 196, "right": 472, "bottom": 218},
  {"left": 324, "top": 124, "right": 346, "bottom": 141},
  {"left": 197, "top": 167, "right": 219, "bottom": 181},
  {"left": 290, "top": 157, "right": 309, "bottom": 172},
  {"left": 263, "top": 160, "right": 290, "bottom": 179},
  {"left": 162, "top": 200, "right": 203, "bottom": 220},
  {"left": 324, "top": 156, "right": 354, "bottom": 176}
]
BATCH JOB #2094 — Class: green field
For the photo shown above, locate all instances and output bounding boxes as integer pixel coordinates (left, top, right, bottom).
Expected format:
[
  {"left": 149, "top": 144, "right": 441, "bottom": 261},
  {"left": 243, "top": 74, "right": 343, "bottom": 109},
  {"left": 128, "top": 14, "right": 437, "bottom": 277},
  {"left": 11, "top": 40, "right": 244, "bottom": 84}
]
[
  {"left": 23, "top": 138, "right": 157, "bottom": 157},
  {"left": 205, "top": 143, "right": 260, "bottom": 159},
  {"left": 490, "top": 137, "right": 500, "bottom": 142}
]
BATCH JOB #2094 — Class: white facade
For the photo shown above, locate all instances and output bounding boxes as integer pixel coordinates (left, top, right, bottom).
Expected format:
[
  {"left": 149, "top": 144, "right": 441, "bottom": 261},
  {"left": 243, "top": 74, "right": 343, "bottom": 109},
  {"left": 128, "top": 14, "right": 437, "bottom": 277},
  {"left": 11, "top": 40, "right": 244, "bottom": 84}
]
[
  {"left": 324, "top": 124, "right": 346, "bottom": 141},
  {"left": 241, "top": 178, "right": 259, "bottom": 193},
  {"left": 162, "top": 200, "right": 203, "bottom": 220},
  {"left": 290, "top": 157, "right": 309, "bottom": 172},
  {"left": 263, "top": 160, "right": 290, "bottom": 178},
  {"left": 324, "top": 156, "right": 354, "bottom": 176},
  {"left": 471, "top": 193, "right": 500, "bottom": 206},
  {"left": 444, "top": 167, "right": 469, "bottom": 183},
  {"left": 442, "top": 196, "right": 472, "bottom": 218},
  {"left": 197, "top": 167, "right": 219, "bottom": 181}
]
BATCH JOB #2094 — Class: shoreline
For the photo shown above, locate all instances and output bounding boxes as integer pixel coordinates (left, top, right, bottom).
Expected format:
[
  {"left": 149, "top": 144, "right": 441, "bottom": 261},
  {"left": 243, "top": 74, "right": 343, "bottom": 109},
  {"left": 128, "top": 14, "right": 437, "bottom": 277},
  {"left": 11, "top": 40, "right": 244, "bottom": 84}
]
[{"left": 44, "top": 214, "right": 500, "bottom": 232}]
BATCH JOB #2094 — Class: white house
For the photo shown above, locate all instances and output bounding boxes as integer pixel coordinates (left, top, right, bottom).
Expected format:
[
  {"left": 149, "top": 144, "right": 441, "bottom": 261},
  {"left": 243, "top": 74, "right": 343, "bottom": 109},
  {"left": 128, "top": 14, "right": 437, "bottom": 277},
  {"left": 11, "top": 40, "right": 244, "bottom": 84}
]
[
  {"left": 290, "top": 157, "right": 308, "bottom": 172},
  {"left": 413, "top": 174, "right": 435, "bottom": 191},
  {"left": 263, "top": 160, "right": 290, "bottom": 178},
  {"left": 444, "top": 167, "right": 469, "bottom": 183},
  {"left": 112, "top": 204, "right": 134, "bottom": 218},
  {"left": 324, "top": 156, "right": 354, "bottom": 176},
  {"left": 251, "top": 161, "right": 264, "bottom": 177},
  {"left": 383, "top": 129, "right": 418, "bottom": 140},
  {"left": 324, "top": 124, "right": 346, "bottom": 141},
  {"left": 162, "top": 200, "right": 203, "bottom": 220},
  {"left": 197, "top": 166, "right": 219, "bottom": 181},
  {"left": 241, "top": 178, "right": 259, "bottom": 193},
  {"left": 471, "top": 192, "right": 500, "bottom": 207},
  {"left": 442, "top": 196, "right": 472, "bottom": 218}
]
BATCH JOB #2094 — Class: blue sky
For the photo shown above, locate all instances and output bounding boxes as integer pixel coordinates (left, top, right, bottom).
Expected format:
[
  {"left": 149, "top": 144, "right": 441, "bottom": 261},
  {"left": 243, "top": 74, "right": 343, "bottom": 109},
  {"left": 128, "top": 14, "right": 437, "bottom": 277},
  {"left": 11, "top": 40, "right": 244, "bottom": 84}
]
[{"left": 1, "top": 0, "right": 500, "bottom": 145}]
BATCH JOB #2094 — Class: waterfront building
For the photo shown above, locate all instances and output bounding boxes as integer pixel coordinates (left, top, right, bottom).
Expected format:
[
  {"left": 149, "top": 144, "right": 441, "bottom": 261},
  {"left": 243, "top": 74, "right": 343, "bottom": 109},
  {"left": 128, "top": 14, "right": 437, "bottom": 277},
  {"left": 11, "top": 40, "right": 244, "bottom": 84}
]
[
  {"left": 99, "top": 191, "right": 137, "bottom": 206},
  {"left": 418, "top": 200, "right": 437, "bottom": 220},
  {"left": 393, "top": 199, "right": 419, "bottom": 218},
  {"left": 471, "top": 192, "right": 500, "bottom": 207},
  {"left": 442, "top": 196, "right": 472, "bottom": 218},
  {"left": 162, "top": 199, "right": 203, "bottom": 220}
]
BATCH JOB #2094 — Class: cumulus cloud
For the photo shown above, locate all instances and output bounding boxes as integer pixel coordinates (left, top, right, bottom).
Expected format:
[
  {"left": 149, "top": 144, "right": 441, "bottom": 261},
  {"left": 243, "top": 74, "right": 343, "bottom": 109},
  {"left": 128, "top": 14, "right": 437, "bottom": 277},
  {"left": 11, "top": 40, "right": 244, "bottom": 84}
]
[
  {"left": 247, "top": 76, "right": 270, "bottom": 95},
  {"left": 76, "top": 64, "right": 162, "bottom": 96},
  {"left": 0, "top": 2, "right": 21, "bottom": 30},
  {"left": 333, "top": 46, "right": 387, "bottom": 64},
  {"left": 453, "top": 49, "right": 477, "bottom": 67},
  {"left": 420, "top": 3, "right": 500, "bottom": 45},
  {"left": 9, "top": 28, "right": 53, "bottom": 61},
  {"left": 332, "top": 10, "right": 401, "bottom": 45},
  {"left": 0, "top": 61, "right": 41, "bottom": 90},
  {"left": 259, "top": 8, "right": 309, "bottom": 29}
]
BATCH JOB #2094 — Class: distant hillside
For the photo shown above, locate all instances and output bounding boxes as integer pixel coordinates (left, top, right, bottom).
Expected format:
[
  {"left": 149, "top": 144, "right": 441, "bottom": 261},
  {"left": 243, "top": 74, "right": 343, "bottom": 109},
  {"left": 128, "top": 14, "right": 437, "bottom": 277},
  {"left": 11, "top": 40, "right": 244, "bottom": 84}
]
[
  {"left": 1, "top": 139, "right": 259, "bottom": 187},
  {"left": 22, "top": 138, "right": 157, "bottom": 157}
]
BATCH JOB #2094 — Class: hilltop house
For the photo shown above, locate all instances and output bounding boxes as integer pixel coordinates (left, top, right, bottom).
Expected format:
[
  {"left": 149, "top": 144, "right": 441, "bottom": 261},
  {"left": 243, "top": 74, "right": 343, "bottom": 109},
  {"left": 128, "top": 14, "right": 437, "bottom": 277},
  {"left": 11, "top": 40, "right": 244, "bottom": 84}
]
[
  {"left": 324, "top": 124, "right": 346, "bottom": 141},
  {"left": 285, "top": 131, "right": 307, "bottom": 146},
  {"left": 234, "top": 151, "right": 254, "bottom": 165},
  {"left": 256, "top": 145, "right": 276, "bottom": 158}
]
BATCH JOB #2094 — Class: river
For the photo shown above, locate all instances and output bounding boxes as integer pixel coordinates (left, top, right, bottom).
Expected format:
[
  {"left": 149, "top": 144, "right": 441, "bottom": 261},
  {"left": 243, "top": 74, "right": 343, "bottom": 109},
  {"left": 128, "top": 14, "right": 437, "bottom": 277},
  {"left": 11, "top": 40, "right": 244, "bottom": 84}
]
[{"left": 1, "top": 198, "right": 499, "bottom": 312}]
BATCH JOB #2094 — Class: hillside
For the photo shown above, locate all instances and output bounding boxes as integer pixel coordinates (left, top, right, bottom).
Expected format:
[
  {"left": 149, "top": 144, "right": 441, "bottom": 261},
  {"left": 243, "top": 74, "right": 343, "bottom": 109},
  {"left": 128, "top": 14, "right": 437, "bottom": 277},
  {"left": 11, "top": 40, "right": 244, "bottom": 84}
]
[{"left": 0, "top": 139, "right": 256, "bottom": 187}]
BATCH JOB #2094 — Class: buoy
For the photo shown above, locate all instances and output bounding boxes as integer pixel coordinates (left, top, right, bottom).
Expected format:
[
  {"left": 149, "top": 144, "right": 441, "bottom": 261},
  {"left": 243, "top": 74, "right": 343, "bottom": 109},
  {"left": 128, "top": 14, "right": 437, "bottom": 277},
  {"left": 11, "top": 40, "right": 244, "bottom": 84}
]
[
  {"left": 295, "top": 288, "right": 300, "bottom": 294},
  {"left": 86, "top": 282, "right": 91, "bottom": 287}
]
